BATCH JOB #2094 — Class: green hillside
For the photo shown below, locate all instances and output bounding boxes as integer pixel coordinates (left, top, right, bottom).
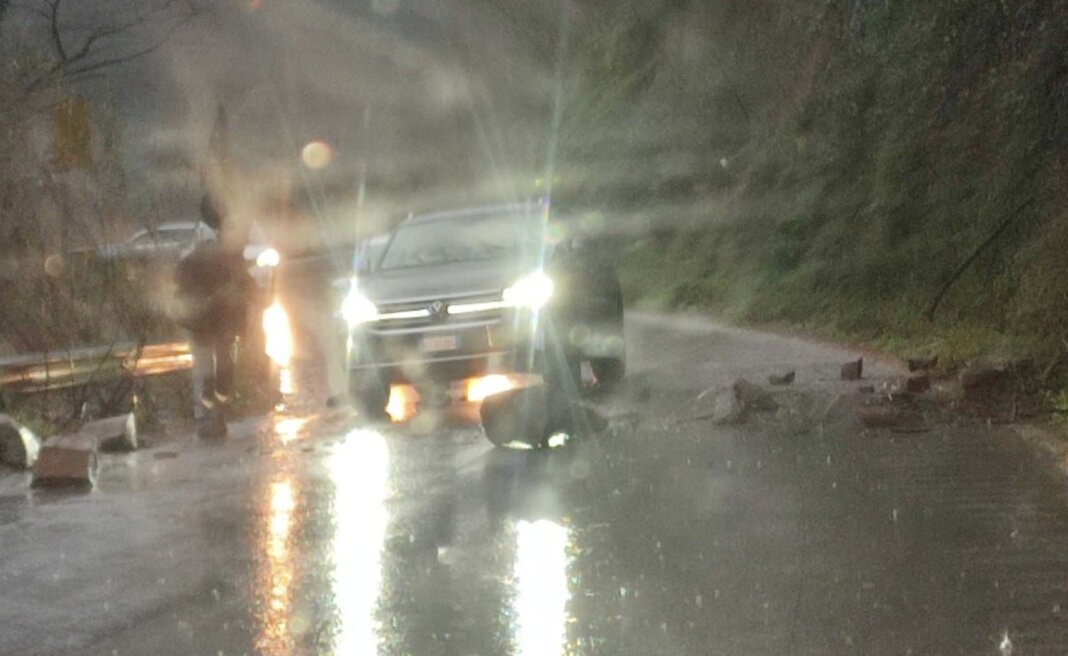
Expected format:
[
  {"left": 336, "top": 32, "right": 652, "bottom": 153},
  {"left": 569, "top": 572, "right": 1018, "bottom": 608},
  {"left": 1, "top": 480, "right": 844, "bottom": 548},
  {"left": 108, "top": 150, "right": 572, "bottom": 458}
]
[{"left": 570, "top": 1, "right": 1068, "bottom": 374}]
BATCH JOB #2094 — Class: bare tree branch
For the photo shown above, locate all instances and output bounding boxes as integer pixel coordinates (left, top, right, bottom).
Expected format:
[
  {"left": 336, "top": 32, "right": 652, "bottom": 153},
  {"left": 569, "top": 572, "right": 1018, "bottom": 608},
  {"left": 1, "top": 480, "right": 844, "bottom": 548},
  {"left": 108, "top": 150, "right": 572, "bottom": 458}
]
[
  {"left": 65, "top": 0, "right": 184, "bottom": 64},
  {"left": 22, "top": 0, "right": 200, "bottom": 92},
  {"left": 64, "top": 7, "right": 196, "bottom": 81},
  {"left": 48, "top": 0, "right": 67, "bottom": 63}
]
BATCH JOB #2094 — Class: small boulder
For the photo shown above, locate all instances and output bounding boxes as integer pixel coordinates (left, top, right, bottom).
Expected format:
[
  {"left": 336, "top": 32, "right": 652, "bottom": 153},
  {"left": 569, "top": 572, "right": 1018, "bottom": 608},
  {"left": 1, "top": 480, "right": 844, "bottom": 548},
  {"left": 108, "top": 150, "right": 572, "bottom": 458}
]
[
  {"left": 907, "top": 355, "right": 939, "bottom": 372},
  {"left": 32, "top": 433, "right": 98, "bottom": 488},
  {"left": 906, "top": 375, "right": 931, "bottom": 395},
  {"left": 81, "top": 413, "right": 137, "bottom": 452},
  {"left": 480, "top": 384, "right": 601, "bottom": 447},
  {"left": 841, "top": 358, "right": 864, "bottom": 381},
  {"left": 768, "top": 371, "right": 795, "bottom": 386},
  {"left": 694, "top": 386, "right": 744, "bottom": 424},
  {"left": 0, "top": 415, "right": 40, "bottom": 470},
  {"left": 960, "top": 365, "right": 1012, "bottom": 403},
  {"left": 481, "top": 386, "right": 550, "bottom": 447},
  {"left": 694, "top": 379, "right": 776, "bottom": 423},
  {"left": 854, "top": 404, "right": 925, "bottom": 432},
  {"left": 733, "top": 379, "right": 776, "bottom": 412}
]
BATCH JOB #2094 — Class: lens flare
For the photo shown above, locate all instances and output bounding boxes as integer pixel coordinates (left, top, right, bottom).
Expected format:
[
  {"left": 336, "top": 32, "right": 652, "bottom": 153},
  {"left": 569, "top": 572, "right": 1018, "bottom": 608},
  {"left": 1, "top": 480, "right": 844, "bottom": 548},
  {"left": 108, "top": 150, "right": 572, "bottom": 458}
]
[
  {"left": 263, "top": 299, "right": 294, "bottom": 367},
  {"left": 466, "top": 374, "right": 514, "bottom": 402},
  {"left": 341, "top": 285, "right": 378, "bottom": 327},
  {"left": 256, "top": 247, "right": 281, "bottom": 268},
  {"left": 43, "top": 253, "right": 64, "bottom": 278},
  {"left": 503, "top": 271, "right": 554, "bottom": 310},
  {"left": 301, "top": 141, "right": 333, "bottom": 170}
]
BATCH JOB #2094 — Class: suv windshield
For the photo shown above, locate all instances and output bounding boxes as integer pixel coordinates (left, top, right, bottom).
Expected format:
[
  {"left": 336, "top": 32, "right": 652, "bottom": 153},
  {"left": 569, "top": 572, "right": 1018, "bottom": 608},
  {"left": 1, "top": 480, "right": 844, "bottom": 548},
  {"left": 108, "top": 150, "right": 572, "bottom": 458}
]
[{"left": 378, "top": 212, "right": 540, "bottom": 270}]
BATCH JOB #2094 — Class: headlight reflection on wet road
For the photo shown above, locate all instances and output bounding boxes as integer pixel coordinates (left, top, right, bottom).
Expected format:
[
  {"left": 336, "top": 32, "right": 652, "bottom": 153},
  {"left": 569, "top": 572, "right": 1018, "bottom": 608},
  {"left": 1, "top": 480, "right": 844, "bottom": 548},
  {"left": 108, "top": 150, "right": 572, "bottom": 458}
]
[
  {"left": 328, "top": 429, "right": 391, "bottom": 655},
  {"left": 255, "top": 477, "right": 298, "bottom": 656},
  {"left": 512, "top": 519, "right": 573, "bottom": 656},
  {"left": 273, "top": 415, "right": 309, "bottom": 445},
  {"left": 278, "top": 366, "right": 295, "bottom": 397},
  {"left": 263, "top": 299, "right": 294, "bottom": 367}
]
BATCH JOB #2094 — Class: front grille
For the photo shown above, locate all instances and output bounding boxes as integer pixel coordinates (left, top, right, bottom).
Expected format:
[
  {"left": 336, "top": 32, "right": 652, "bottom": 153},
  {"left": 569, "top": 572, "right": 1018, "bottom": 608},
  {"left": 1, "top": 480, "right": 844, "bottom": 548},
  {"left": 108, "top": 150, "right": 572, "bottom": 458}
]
[{"left": 373, "top": 291, "right": 505, "bottom": 330}]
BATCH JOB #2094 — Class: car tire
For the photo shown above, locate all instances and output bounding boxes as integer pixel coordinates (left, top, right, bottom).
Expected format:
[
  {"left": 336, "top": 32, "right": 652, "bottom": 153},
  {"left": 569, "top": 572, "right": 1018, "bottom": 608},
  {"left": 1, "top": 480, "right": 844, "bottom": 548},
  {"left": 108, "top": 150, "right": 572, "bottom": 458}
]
[{"left": 591, "top": 356, "right": 625, "bottom": 390}]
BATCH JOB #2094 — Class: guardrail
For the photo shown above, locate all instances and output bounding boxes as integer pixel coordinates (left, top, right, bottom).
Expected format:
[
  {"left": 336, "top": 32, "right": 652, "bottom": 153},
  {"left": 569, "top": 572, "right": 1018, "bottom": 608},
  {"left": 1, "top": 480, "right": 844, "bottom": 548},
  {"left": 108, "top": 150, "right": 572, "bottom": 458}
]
[
  {"left": 0, "top": 246, "right": 338, "bottom": 395},
  {"left": 0, "top": 342, "right": 191, "bottom": 394}
]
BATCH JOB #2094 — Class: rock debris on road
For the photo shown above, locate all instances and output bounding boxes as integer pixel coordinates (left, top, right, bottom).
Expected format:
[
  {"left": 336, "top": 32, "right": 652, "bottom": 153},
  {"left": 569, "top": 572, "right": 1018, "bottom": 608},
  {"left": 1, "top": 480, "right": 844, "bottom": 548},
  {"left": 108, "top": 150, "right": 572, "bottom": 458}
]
[{"left": 1, "top": 313, "right": 1067, "bottom": 655}]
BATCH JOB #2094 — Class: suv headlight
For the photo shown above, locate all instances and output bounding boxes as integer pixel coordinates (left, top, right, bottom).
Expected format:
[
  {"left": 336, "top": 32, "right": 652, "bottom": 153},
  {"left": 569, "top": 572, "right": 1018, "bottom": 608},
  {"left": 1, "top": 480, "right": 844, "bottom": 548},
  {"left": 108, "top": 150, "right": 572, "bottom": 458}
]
[
  {"left": 503, "top": 270, "right": 554, "bottom": 310},
  {"left": 342, "top": 284, "right": 379, "bottom": 326},
  {"left": 255, "top": 247, "right": 281, "bottom": 268}
]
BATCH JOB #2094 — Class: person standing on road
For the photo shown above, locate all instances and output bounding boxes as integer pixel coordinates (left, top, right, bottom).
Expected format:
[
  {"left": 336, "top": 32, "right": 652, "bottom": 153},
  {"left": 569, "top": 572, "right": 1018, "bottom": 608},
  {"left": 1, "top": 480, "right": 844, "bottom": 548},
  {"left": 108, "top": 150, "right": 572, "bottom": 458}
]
[
  {"left": 278, "top": 251, "right": 350, "bottom": 411},
  {"left": 174, "top": 194, "right": 257, "bottom": 438}
]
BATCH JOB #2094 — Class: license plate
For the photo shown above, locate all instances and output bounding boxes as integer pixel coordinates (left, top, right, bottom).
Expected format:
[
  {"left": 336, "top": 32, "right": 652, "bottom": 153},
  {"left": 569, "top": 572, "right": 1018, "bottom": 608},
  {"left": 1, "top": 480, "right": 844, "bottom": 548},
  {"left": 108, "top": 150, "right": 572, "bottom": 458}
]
[{"left": 421, "top": 335, "right": 458, "bottom": 352}]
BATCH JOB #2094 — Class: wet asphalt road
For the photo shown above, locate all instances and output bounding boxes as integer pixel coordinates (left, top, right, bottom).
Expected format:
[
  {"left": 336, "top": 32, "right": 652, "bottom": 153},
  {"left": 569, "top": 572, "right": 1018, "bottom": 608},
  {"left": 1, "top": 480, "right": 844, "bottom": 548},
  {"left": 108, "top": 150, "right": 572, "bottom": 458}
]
[{"left": 4, "top": 313, "right": 1068, "bottom": 655}]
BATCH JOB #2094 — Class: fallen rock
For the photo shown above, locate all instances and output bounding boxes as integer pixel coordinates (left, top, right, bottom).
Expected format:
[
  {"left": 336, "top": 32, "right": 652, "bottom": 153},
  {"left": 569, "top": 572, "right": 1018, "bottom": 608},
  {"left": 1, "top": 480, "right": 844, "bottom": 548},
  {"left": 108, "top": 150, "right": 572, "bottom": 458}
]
[
  {"left": 694, "top": 386, "right": 744, "bottom": 423},
  {"left": 733, "top": 379, "right": 777, "bottom": 412},
  {"left": 32, "top": 433, "right": 98, "bottom": 488},
  {"left": 841, "top": 358, "right": 864, "bottom": 381},
  {"left": 81, "top": 413, "right": 137, "bottom": 452},
  {"left": 694, "top": 379, "right": 776, "bottom": 423},
  {"left": 768, "top": 371, "right": 796, "bottom": 386},
  {"left": 854, "top": 404, "right": 926, "bottom": 432},
  {"left": 42, "top": 433, "right": 97, "bottom": 450},
  {"left": 0, "top": 414, "right": 41, "bottom": 470},
  {"left": 960, "top": 365, "right": 1012, "bottom": 403},
  {"left": 481, "top": 386, "right": 550, "bottom": 447},
  {"left": 907, "top": 355, "right": 939, "bottom": 372},
  {"left": 906, "top": 375, "right": 931, "bottom": 394}
]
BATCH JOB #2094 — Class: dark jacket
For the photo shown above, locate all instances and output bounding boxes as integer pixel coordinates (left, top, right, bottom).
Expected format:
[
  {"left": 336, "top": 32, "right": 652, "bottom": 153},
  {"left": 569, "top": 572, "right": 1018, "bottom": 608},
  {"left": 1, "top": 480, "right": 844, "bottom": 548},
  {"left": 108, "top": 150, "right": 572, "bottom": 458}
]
[{"left": 175, "top": 241, "right": 254, "bottom": 340}]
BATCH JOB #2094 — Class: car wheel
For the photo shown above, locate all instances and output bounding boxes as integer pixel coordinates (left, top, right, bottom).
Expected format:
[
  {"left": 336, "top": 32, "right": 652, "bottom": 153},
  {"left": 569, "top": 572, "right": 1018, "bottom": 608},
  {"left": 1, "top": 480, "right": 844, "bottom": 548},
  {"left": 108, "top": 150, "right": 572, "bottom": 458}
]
[{"left": 591, "top": 356, "right": 625, "bottom": 390}]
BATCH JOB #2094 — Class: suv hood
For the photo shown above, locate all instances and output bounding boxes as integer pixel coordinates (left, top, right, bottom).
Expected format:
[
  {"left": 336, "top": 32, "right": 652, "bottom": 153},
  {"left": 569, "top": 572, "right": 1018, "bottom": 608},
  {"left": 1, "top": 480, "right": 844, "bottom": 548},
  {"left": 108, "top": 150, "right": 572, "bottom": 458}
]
[{"left": 358, "top": 257, "right": 539, "bottom": 304}]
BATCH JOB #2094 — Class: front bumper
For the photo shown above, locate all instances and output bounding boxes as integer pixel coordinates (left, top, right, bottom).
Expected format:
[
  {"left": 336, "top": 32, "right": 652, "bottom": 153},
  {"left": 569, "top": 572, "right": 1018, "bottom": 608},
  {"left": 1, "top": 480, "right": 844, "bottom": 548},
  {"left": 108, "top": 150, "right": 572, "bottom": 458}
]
[{"left": 348, "top": 309, "right": 543, "bottom": 384}]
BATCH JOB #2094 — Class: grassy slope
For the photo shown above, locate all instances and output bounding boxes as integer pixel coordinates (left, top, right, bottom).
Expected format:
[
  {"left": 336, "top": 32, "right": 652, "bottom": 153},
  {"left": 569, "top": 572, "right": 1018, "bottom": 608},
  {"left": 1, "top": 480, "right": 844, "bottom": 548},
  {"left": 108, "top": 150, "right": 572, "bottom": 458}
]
[{"left": 619, "top": 1, "right": 1068, "bottom": 374}]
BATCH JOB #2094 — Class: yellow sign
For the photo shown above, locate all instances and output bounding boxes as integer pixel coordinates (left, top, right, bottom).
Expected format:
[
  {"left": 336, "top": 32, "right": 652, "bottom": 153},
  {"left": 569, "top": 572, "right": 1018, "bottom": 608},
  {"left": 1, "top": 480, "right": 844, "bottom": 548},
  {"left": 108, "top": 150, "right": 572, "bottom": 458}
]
[{"left": 52, "top": 97, "right": 92, "bottom": 170}]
